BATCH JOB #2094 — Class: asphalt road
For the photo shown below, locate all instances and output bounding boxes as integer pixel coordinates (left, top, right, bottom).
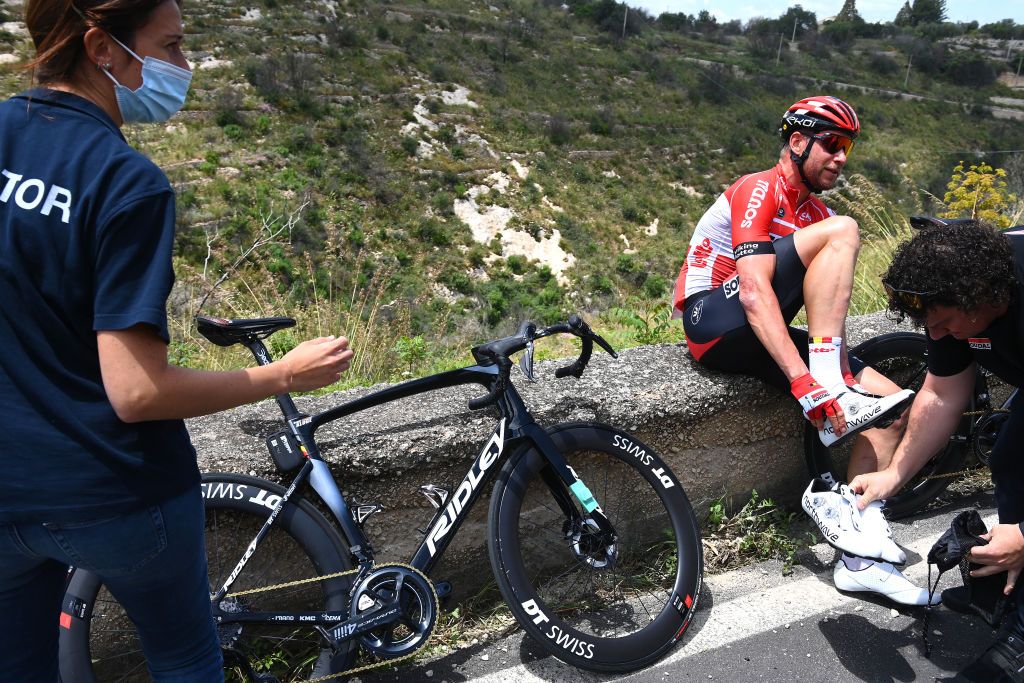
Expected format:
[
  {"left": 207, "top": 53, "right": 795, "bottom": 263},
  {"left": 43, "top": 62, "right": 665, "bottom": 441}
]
[{"left": 354, "top": 488, "right": 1005, "bottom": 683}]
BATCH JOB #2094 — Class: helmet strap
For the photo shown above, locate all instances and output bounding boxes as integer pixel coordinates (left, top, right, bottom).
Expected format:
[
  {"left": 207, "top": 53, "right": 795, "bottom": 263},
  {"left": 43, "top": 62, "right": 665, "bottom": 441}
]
[{"left": 789, "top": 139, "right": 824, "bottom": 194}]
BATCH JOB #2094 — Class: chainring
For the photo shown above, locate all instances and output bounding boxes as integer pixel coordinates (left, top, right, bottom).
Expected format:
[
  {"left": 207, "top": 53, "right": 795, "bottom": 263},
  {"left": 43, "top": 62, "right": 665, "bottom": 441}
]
[{"left": 350, "top": 563, "right": 438, "bottom": 659}]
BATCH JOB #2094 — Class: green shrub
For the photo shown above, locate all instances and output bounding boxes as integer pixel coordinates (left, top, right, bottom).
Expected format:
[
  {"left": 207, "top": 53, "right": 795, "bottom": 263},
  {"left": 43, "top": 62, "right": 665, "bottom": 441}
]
[
  {"left": 400, "top": 136, "right": 419, "bottom": 156},
  {"left": 223, "top": 124, "right": 245, "bottom": 141},
  {"left": 547, "top": 115, "right": 573, "bottom": 146}
]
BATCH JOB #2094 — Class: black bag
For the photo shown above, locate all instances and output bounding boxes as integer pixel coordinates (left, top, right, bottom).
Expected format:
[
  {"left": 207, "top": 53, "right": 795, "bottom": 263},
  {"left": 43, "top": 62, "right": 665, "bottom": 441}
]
[
  {"left": 928, "top": 509, "right": 991, "bottom": 572},
  {"left": 927, "top": 510, "right": 1008, "bottom": 629},
  {"left": 922, "top": 510, "right": 1008, "bottom": 657}
]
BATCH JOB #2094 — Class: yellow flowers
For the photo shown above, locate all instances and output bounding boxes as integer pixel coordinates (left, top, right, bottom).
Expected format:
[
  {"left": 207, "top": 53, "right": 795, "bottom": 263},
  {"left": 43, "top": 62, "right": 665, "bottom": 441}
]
[{"left": 941, "top": 162, "right": 1018, "bottom": 229}]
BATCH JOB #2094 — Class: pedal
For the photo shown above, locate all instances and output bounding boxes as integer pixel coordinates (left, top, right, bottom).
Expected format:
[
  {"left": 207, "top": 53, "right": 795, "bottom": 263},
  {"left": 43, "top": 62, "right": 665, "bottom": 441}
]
[
  {"left": 435, "top": 580, "right": 452, "bottom": 600},
  {"left": 419, "top": 484, "right": 451, "bottom": 510},
  {"left": 350, "top": 502, "right": 383, "bottom": 528}
]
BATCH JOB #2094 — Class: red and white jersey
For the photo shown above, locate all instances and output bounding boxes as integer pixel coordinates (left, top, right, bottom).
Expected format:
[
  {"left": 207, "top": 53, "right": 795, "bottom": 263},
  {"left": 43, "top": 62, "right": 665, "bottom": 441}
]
[{"left": 672, "top": 163, "right": 833, "bottom": 314}]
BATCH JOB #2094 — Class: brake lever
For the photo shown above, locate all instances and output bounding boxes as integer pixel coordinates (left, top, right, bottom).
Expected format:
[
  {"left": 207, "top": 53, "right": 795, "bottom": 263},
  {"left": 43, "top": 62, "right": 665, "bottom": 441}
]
[
  {"left": 591, "top": 332, "right": 618, "bottom": 359},
  {"left": 518, "top": 340, "right": 535, "bottom": 381}
]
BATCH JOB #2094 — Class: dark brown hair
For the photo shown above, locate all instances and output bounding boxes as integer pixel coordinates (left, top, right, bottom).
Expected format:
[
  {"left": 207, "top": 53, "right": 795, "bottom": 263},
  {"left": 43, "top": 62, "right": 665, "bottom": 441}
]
[
  {"left": 884, "top": 220, "right": 1016, "bottom": 323},
  {"left": 24, "top": 0, "right": 179, "bottom": 84}
]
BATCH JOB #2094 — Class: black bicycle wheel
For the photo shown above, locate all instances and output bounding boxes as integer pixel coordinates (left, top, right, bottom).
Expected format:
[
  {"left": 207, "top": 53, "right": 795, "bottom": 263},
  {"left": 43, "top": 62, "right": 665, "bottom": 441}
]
[
  {"left": 804, "top": 332, "right": 976, "bottom": 519},
  {"left": 488, "top": 423, "right": 702, "bottom": 673},
  {"left": 59, "top": 473, "right": 356, "bottom": 682}
]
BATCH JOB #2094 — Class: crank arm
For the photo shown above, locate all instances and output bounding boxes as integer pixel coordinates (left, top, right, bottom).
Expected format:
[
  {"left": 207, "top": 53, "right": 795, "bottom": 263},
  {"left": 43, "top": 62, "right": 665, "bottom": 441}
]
[{"left": 318, "top": 601, "right": 404, "bottom": 646}]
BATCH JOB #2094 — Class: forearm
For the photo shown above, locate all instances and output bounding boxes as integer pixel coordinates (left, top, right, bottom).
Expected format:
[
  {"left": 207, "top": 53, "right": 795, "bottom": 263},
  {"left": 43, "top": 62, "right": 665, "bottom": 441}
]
[
  {"left": 740, "top": 280, "right": 807, "bottom": 381},
  {"left": 887, "top": 385, "right": 969, "bottom": 484},
  {"left": 111, "top": 363, "right": 290, "bottom": 422},
  {"left": 98, "top": 326, "right": 352, "bottom": 423}
]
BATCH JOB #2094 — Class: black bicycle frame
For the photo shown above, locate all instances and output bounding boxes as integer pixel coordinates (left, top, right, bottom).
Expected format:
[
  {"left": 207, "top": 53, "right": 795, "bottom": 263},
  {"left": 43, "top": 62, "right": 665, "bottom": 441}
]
[{"left": 211, "top": 337, "right": 612, "bottom": 621}]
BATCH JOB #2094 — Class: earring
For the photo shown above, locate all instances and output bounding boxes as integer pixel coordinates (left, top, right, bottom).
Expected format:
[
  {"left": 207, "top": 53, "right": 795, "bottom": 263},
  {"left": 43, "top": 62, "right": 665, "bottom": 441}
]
[{"left": 97, "top": 62, "right": 111, "bottom": 70}]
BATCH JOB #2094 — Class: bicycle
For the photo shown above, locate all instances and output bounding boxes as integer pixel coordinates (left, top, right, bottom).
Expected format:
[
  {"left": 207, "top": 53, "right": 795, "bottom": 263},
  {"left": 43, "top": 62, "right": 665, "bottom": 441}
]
[
  {"left": 804, "top": 219, "right": 1017, "bottom": 518},
  {"left": 59, "top": 314, "right": 703, "bottom": 681}
]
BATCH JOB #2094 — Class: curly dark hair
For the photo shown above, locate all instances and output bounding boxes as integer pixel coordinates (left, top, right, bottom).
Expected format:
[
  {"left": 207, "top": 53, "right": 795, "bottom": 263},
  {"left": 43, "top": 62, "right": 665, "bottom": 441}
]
[{"left": 883, "top": 220, "right": 1016, "bottom": 323}]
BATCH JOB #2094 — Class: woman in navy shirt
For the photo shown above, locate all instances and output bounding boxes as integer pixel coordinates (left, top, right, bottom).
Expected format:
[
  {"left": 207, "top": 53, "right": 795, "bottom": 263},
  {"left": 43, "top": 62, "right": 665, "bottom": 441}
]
[{"left": 0, "top": 1, "right": 354, "bottom": 680}]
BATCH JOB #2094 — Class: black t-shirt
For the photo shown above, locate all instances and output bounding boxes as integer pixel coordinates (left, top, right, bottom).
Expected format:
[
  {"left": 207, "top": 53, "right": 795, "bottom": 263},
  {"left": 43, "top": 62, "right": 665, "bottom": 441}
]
[
  {"left": 0, "top": 89, "right": 198, "bottom": 523},
  {"left": 926, "top": 228, "right": 1024, "bottom": 388}
]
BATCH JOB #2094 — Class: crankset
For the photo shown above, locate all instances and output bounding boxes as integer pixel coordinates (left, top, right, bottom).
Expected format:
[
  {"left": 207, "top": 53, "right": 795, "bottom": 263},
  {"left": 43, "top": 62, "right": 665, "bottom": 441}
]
[{"left": 344, "top": 563, "right": 438, "bottom": 659}]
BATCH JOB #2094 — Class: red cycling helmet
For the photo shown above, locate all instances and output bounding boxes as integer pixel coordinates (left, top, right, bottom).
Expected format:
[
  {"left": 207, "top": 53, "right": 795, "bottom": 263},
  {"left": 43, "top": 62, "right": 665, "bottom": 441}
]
[{"left": 779, "top": 95, "right": 860, "bottom": 142}]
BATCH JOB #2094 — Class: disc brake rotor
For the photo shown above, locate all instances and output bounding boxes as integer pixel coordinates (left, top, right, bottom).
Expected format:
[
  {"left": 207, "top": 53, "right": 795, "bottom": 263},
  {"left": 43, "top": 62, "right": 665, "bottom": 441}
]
[{"left": 569, "top": 518, "right": 618, "bottom": 569}]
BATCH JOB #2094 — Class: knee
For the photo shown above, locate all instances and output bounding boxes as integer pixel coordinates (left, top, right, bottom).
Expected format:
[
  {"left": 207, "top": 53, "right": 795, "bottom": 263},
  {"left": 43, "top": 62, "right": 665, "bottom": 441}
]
[{"left": 825, "top": 216, "right": 860, "bottom": 251}]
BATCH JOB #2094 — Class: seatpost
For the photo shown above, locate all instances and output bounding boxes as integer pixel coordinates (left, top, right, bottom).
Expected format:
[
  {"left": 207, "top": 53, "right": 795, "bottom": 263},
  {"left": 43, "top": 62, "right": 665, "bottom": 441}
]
[{"left": 243, "top": 338, "right": 303, "bottom": 420}]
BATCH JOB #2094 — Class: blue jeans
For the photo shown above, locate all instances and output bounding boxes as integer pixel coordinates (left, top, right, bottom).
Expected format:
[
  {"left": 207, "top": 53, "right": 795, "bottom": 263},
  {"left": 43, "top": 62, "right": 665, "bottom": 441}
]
[{"left": 0, "top": 485, "right": 223, "bottom": 682}]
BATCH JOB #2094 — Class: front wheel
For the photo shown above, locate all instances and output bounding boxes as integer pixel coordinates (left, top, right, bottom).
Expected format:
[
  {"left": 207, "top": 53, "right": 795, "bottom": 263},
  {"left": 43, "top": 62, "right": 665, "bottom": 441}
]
[
  {"left": 804, "top": 332, "right": 978, "bottom": 519},
  {"left": 488, "top": 423, "right": 703, "bottom": 673},
  {"left": 59, "top": 473, "right": 357, "bottom": 682}
]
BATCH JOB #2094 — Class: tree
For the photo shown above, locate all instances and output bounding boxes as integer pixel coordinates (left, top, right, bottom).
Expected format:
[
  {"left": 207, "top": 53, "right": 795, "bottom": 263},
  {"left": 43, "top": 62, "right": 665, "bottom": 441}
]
[
  {"left": 695, "top": 9, "right": 718, "bottom": 34},
  {"left": 941, "top": 162, "right": 1017, "bottom": 228},
  {"left": 836, "top": 0, "right": 862, "bottom": 23},
  {"left": 658, "top": 12, "right": 693, "bottom": 33},
  {"left": 910, "top": 0, "right": 946, "bottom": 26},
  {"left": 894, "top": 2, "right": 913, "bottom": 27},
  {"left": 778, "top": 5, "right": 817, "bottom": 38},
  {"left": 944, "top": 52, "right": 997, "bottom": 87}
]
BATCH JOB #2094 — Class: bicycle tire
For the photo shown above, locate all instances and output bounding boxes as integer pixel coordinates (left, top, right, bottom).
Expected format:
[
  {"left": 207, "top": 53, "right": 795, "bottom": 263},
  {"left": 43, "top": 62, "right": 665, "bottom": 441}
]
[
  {"left": 59, "top": 473, "right": 357, "bottom": 682},
  {"left": 804, "top": 332, "right": 976, "bottom": 519},
  {"left": 488, "top": 423, "right": 702, "bottom": 673}
]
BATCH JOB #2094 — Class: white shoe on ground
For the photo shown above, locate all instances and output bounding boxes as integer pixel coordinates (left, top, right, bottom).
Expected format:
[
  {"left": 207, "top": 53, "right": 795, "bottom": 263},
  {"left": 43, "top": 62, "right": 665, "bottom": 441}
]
[
  {"left": 833, "top": 558, "right": 939, "bottom": 606},
  {"left": 801, "top": 478, "right": 906, "bottom": 564},
  {"left": 859, "top": 499, "right": 906, "bottom": 564},
  {"left": 819, "top": 388, "right": 915, "bottom": 448}
]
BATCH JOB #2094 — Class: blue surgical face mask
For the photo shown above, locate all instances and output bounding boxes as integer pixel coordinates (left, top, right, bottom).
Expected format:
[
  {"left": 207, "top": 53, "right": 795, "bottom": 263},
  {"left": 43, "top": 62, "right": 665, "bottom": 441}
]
[{"left": 101, "top": 34, "right": 191, "bottom": 124}]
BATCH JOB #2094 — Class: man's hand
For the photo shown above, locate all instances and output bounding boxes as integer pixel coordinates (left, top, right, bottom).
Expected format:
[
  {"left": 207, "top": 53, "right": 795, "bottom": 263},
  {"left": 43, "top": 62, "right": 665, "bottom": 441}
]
[
  {"left": 849, "top": 469, "right": 903, "bottom": 510},
  {"left": 279, "top": 336, "right": 354, "bottom": 392},
  {"left": 970, "top": 523, "right": 1024, "bottom": 596},
  {"left": 790, "top": 373, "right": 845, "bottom": 435}
]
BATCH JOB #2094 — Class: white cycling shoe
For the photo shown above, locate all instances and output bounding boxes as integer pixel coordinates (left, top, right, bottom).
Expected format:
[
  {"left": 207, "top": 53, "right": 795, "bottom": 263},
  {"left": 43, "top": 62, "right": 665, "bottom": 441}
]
[
  {"left": 818, "top": 388, "right": 915, "bottom": 448},
  {"left": 833, "top": 558, "right": 940, "bottom": 606},
  {"left": 802, "top": 478, "right": 906, "bottom": 564}
]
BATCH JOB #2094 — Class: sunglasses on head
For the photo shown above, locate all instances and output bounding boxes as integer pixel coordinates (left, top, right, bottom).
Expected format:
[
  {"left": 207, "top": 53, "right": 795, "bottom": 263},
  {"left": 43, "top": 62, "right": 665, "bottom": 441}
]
[
  {"left": 810, "top": 132, "right": 855, "bottom": 157},
  {"left": 883, "top": 281, "right": 935, "bottom": 316}
]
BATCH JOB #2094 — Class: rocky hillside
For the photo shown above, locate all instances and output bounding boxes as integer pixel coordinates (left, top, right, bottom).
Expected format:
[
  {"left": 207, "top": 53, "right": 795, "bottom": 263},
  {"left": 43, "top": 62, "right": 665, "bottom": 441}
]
[{"left": 1, "top": 0, "right": 1022, "bottom": 371}]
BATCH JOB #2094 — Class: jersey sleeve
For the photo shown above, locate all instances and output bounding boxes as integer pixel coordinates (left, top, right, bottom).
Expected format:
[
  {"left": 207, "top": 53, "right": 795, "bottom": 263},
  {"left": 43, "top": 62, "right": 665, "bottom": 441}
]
[
  {"left": 92, "top": 189, "right": 177, "bottom": 343},
  {"left": 925, "top": 333, "right": 974, "bottom": 377},
  {"left": 728, "top": 174, "right": 777, "bottom": 260}
]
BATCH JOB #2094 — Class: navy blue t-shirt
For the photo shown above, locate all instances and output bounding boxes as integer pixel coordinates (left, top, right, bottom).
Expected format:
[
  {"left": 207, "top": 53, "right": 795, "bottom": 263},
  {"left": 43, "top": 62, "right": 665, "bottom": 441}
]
[
  {"left": 0, "top": 89, "right": 198, "bottom": 523},
  {"left": 926, "top": 228, "right": 1024, "bottom": 388}
]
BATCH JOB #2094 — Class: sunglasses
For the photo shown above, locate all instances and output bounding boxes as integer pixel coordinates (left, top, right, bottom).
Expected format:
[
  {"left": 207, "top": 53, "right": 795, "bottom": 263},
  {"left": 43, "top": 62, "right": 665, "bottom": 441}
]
[
  {"left": 883, "top": 281, "right": 935, "bottom": 316},
  {"left": 810, "top": 132, "right": 855, "bottom": 157}
]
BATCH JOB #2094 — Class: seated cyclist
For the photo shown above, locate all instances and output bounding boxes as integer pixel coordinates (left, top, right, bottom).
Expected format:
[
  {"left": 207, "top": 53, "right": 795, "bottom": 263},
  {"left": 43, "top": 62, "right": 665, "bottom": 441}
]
[
  {"left": 672, "top": 95, "right": 923, "bottom": 604},
  {"left": 851, "top": 220, "right": 1024, "bottom": 681}
]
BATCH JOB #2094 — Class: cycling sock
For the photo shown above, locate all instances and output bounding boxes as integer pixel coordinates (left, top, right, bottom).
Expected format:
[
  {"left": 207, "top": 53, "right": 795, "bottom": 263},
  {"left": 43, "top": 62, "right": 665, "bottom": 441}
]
[
  {"left": 809, "top": 336, "right": 845, "bottom": 391},
  {"left": 842, "top": 553, "right": 872, "bottom": 571}
]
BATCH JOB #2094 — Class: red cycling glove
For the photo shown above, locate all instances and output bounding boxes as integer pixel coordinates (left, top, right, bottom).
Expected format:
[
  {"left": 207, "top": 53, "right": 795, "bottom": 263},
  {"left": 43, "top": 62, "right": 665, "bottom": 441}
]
[
  {"left": 790, "top": 373, "right": 841, "bottom": 423},
  {"left": 843, "top": 370, "right": 868, "bottom": 394}
]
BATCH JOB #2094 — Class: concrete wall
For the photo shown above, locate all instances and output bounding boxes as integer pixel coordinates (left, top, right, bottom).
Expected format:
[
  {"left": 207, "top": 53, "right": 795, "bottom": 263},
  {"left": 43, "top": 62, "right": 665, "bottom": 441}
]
[{"left": 186, "top": 311, "right": 911, "bottom": 594}]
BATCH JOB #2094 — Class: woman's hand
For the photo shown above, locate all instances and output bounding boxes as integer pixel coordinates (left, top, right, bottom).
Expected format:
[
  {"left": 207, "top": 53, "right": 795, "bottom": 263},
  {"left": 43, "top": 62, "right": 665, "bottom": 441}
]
[{"left": 279, "top": 336, "right": 354, "bottom": 392}]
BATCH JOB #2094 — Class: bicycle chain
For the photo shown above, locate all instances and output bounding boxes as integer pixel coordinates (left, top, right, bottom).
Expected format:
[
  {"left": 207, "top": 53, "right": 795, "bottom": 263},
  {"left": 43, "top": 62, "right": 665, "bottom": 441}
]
[{"left": 223, "top": 562, "right": 438, "bottom": 682}]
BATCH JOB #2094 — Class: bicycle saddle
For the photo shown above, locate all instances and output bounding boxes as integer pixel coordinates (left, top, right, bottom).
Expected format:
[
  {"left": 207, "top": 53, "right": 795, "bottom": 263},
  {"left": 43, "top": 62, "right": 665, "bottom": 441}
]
[{"left": 196, "top": 315, "right": 296, "bottom": 347}]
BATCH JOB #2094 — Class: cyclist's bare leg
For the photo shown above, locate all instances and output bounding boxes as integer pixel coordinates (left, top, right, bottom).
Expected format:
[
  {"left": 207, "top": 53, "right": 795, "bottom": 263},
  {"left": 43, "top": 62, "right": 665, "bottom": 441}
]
[
  {"left": 846, "top": 366, "right": 908, "bottom": 479},
  {"left": 792, "top": 216, "right": 860, "bottom": 339}
]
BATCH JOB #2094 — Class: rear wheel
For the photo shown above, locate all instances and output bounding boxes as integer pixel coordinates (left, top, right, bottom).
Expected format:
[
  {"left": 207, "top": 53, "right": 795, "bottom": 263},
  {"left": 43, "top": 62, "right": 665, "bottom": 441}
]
[
  {"left": 804, "top": 332, "right": 979, "bottom": 519},
  {"left": 489, "top": 423, "right": 702, "bottom": 673},
  {"left": 59, "top": 473, "right": 356, "bottom": 682}
]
